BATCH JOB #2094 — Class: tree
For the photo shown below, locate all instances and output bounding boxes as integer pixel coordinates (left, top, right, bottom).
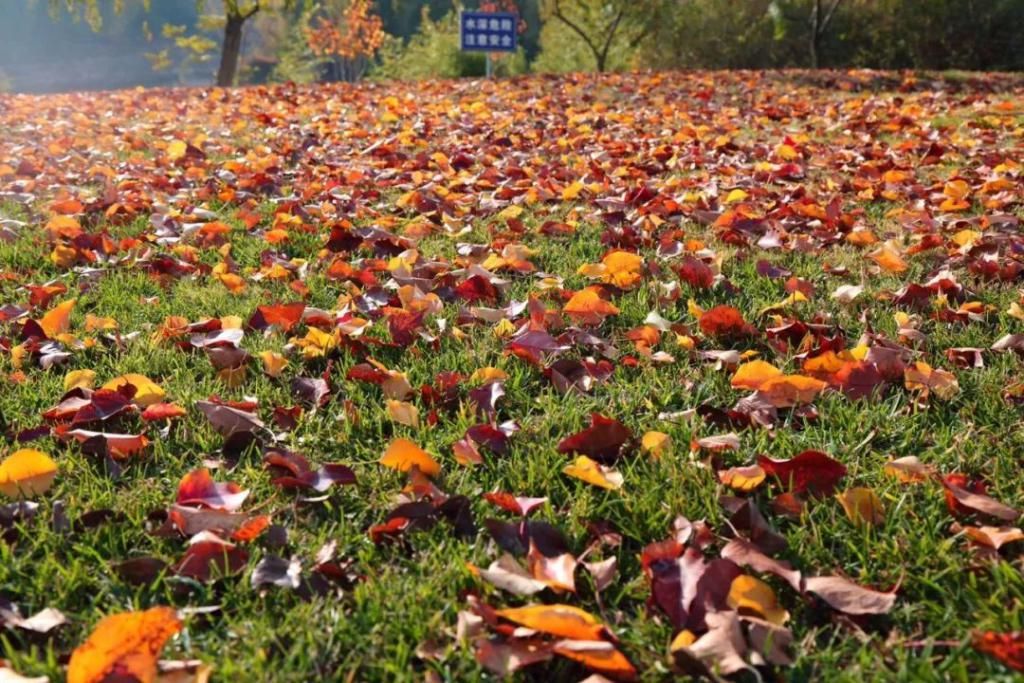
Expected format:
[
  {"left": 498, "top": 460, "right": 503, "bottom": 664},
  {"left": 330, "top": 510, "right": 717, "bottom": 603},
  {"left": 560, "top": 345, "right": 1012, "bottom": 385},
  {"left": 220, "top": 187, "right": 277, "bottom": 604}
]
[
  {"left": 542, "top": 0, "right": 665, "bottom": 72},
  {"left": 769, "top": 0, "right": 846, "bottom": 68},
  {"left": 305, "top": 0, "right": 385, "bottom": 82},
  {"left": 807, "top": 0, "right": 843, "bottom": 68},
  {"left": 50, "top": 0, "right": 305, "bottom": 86}
]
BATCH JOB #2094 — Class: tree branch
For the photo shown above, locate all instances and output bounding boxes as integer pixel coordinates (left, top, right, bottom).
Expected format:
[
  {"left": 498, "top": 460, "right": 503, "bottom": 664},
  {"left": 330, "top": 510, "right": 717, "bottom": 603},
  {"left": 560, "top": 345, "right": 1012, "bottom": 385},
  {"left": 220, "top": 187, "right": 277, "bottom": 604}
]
[
  {"left": 241, "top": 1, "right": 261, "bottom": 21},
  {"left": 551, "top": 0, "right": 601, "bottom": 61},
  {"left": 820, "top": 0, "right": 843, "bottom": 33},
  {"left": 598, "top": 6, "right": 625, "bottom": 64}
]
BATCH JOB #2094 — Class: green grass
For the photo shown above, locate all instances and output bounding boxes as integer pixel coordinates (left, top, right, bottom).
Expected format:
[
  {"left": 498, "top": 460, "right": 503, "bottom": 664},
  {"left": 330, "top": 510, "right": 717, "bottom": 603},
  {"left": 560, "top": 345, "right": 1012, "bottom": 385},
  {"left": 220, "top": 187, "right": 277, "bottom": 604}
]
[{"left": 1, "top": 72, "right": 1023, "bottom": 682}]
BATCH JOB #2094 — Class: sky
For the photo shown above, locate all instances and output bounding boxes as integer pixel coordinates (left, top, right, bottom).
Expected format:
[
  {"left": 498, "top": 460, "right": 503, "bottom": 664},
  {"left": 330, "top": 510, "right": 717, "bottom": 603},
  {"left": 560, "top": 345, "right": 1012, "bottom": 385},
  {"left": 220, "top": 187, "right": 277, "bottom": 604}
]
[{"left": 0, "top": 0, "right": 206, "bottom": 93}]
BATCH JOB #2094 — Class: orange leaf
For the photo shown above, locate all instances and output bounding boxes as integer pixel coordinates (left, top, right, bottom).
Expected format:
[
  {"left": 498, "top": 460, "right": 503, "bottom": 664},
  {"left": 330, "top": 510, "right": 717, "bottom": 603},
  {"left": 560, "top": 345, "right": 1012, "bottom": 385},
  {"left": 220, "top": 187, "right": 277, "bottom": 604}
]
[
  {"left": 495, "top": 604, "right": 608, "bottom": 641},
  {"left": 380, "top": 438, "right": 440, "bottom": 477},
  {"left": 563, "top": 287, "right": 620, "bottom": 323},
  {"left": 904, "top": 361, "right": 959, "bottom": 400},
  {"left": 757, "top": 374, "right": 828, "bottom": 407},
  {"left": 730, "top": 360, "right": 782, "bottom": 390},
  {"left": 67, "top": 607, "right": 181, "bottom": 683},
  {"left": 868, "top": 242, "right": 908, "bottom": 273},
  {"left": 552, "top": 640, "right": 637, "bottom": 681},
  {"left": 39, "top": 299, "right": 76, "bottom": 338}
]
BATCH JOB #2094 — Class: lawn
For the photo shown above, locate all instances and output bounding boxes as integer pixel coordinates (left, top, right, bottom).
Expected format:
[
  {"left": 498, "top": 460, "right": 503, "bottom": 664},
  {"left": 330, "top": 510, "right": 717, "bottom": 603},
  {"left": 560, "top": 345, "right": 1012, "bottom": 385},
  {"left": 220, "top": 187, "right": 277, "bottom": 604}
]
[{"left": 0, "top": 69, "right": 1023, "bottom": 682}]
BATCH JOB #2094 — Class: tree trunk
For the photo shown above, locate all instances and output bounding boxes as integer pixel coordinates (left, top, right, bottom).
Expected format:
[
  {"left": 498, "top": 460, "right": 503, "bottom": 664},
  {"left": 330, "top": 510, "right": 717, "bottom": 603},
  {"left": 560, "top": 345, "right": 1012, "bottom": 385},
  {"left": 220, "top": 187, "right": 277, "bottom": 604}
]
[
  {"left": 595, "top": 51, "right": 606, "bottom": 72},
  {"left": 809, "top": 0, "right": 820, "bottom": 68},
  {"left": 217, "top": 15, "right": 245, "bottom": 87}
]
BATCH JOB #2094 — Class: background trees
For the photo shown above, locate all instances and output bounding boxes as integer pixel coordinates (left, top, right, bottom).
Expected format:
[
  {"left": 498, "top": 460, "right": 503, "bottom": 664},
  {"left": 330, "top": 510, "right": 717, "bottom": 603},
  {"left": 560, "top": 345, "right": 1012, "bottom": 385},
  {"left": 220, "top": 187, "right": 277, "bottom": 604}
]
[{"left": 4, "top": 0, "right": 1022, "bottom": 93}]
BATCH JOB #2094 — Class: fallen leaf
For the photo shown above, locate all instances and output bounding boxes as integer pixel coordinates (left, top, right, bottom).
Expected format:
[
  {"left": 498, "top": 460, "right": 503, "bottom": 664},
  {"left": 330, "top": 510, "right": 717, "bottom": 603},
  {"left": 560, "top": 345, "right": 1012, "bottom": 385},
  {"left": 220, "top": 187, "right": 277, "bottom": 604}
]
[
  {"left": 39, "top": 299, "right": 76, "bottom": 338},
  {"left": 727, "top": 574, "right": 789, "bottom": 625},
  {"left": 972, "top": 630, "right": 1024, "bottom": 672},
  {"left": 836, "top": 487, "right": 885, "bottom": 527},
  {"left": 0, "top": 449, "right": 57, "bottom": 498},
  {"left": 67, "top": 607, "right": 181, "bottom": 683},
  {"left": 557, "top": 414, "right": 633, "bottom": 464},
  {"left": 803, "top": 575, "right": 897, "bottom": 615},
  {"left": 757, "top": 450, "right": 846, "bottom": 495},
  {"left": 563, "top": 455, "right": 623, "bottom": 490},
  {"left": 101, "top": 374, "right": 166, "bottom": 407},
  {"left": 176, "top": 468, "right": 249, "bottom": 512},
  {"left": 380, "top": 438, "right": 440, "bottom": 477},
  {"left": 495, "top": 604, "right": 610, "bottom": 641},
  {"left": 718, "top": 464, "right": 766, "bottom": 493}
]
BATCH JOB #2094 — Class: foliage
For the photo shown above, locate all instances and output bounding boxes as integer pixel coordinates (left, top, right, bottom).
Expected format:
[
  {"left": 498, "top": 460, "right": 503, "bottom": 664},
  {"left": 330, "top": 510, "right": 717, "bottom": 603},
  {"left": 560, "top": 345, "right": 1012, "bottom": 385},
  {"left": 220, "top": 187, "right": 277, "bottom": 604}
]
[
  {"left": 532, "top": 4, "right": 635, "bottom": 73},
  {"left": 372, "top": 7, "right": 526, "bottom": 81},
  {"left": 144, "top": 22, "right": 218, "bottom": 76},
  {"left": 539, "top": 0, "right": 664, "bottom": 72},
  {"left": 642, "top": 0, "right": 1024, "bottom": 71},
  {"left": 305, "top": 0, "right": 385, "bottom": 82},
  {"left": 1, "top": 69, "right": 1024, "bottom": 680},
  {"left": 642, "top": 0, "right": 794, "bottom": 70}
]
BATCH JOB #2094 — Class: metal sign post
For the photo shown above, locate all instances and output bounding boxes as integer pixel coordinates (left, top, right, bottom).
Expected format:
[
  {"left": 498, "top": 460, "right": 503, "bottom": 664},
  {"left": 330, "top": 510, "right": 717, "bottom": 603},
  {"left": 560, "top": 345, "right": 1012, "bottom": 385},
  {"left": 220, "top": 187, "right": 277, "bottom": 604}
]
[{"left": 460, "top": 10, "right": 518, "bottom": 78}]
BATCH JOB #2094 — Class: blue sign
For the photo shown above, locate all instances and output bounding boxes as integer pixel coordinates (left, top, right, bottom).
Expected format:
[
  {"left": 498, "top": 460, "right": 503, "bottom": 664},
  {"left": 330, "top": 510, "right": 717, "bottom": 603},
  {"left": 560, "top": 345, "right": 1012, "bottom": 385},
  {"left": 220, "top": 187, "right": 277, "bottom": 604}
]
[{"left": 460, "top": 11, "right": 518, "bottom": 52}]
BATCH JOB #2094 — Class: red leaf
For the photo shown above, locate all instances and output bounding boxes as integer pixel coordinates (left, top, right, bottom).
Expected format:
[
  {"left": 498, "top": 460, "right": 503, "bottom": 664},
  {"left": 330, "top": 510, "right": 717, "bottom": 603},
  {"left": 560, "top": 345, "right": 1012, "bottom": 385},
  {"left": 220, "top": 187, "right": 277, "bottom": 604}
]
[
  {"left": 973, "top": 631, "right": 1024, "bottom": 671},
  {"left": 699, "top": 305, "right": 756, "bottom": 339},
  {"left": 176, "top": 468, "right": 249, "bottom": 512},
  {"left": 557, "top": 414, "right": 634, "bottom": 464},
  {"left": 757, "top": 450, "right": 846, "bottom": 495}
]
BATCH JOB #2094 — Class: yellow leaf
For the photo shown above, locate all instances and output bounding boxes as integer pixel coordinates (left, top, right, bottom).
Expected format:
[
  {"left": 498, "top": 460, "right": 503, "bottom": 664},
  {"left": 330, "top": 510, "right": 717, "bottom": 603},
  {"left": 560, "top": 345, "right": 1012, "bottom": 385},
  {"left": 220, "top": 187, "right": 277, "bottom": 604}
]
[
  {"left": 50, "top": 244, "right": 78, "bottom": 267},
  {"left": 951, "top": 229, "right": 981, "bottom": 247},
  {"left": 883, "top": 456, "right": 935, "bottom": 484},
  {"left": 386, "top": 400, "right": 419, "bottom": 428},
  {"left": 380, "top": 438, "right": 440, "bottom": 477},
  {"left": 728, "top": 575, "right": 789, "bottom": 625},
  {"left": 39, "top": 299, "right": 76, "bottom": 338},
  {"left": 718, "top": 464, "right": 766, "bottom": 493},
  {"left": 601, "top": 250, "right": 644, "bottom": 289},
  {"left": 258, "top": 351, "right": 289, "bottom": 378},
  {"left": 64, "top": 369, "right": 97, "bottom": 392},
  {"left": 669, "top": 629, "right": 698, "bottom": 652},
  {"left": 724, "top": 188, "right": 748, "bottom": 204},
  {"left": 836, "top": 487, "right": 885, "bottom": 527},
  {"left": 102, "top": 374, "right": 165, "bottom": 407},
  {"left": 562, "top": 180, "right": 585, "bottom": 201},
  {"left": 576, "top": 263, "right": 607, "bottom": 279},
  {"left": 687, "top": 298, "right": 704, "bottom": 318},
  {"left": 217, "top": 365, "right": 247, "bottom": 388},
  {"left": 469, "top": 367, "right": 508, "bottom": 384},
  {"left": 497, "top": 204, "right": 523, "bottom": 220},
  {"left": 167, "top": 139, "right": 187, "bottom": 160},
  {"left": 0, "top": 449, "right": 58, "bottom": 498},
  {"left": 84, "top": 314, "right": 118, "bottom": 332},
  {"left": 641, "top": 431, "right": 671, "bottom": 458},
  {"left": 563, "top": 455, "right": 623, "bottom": 490}
]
